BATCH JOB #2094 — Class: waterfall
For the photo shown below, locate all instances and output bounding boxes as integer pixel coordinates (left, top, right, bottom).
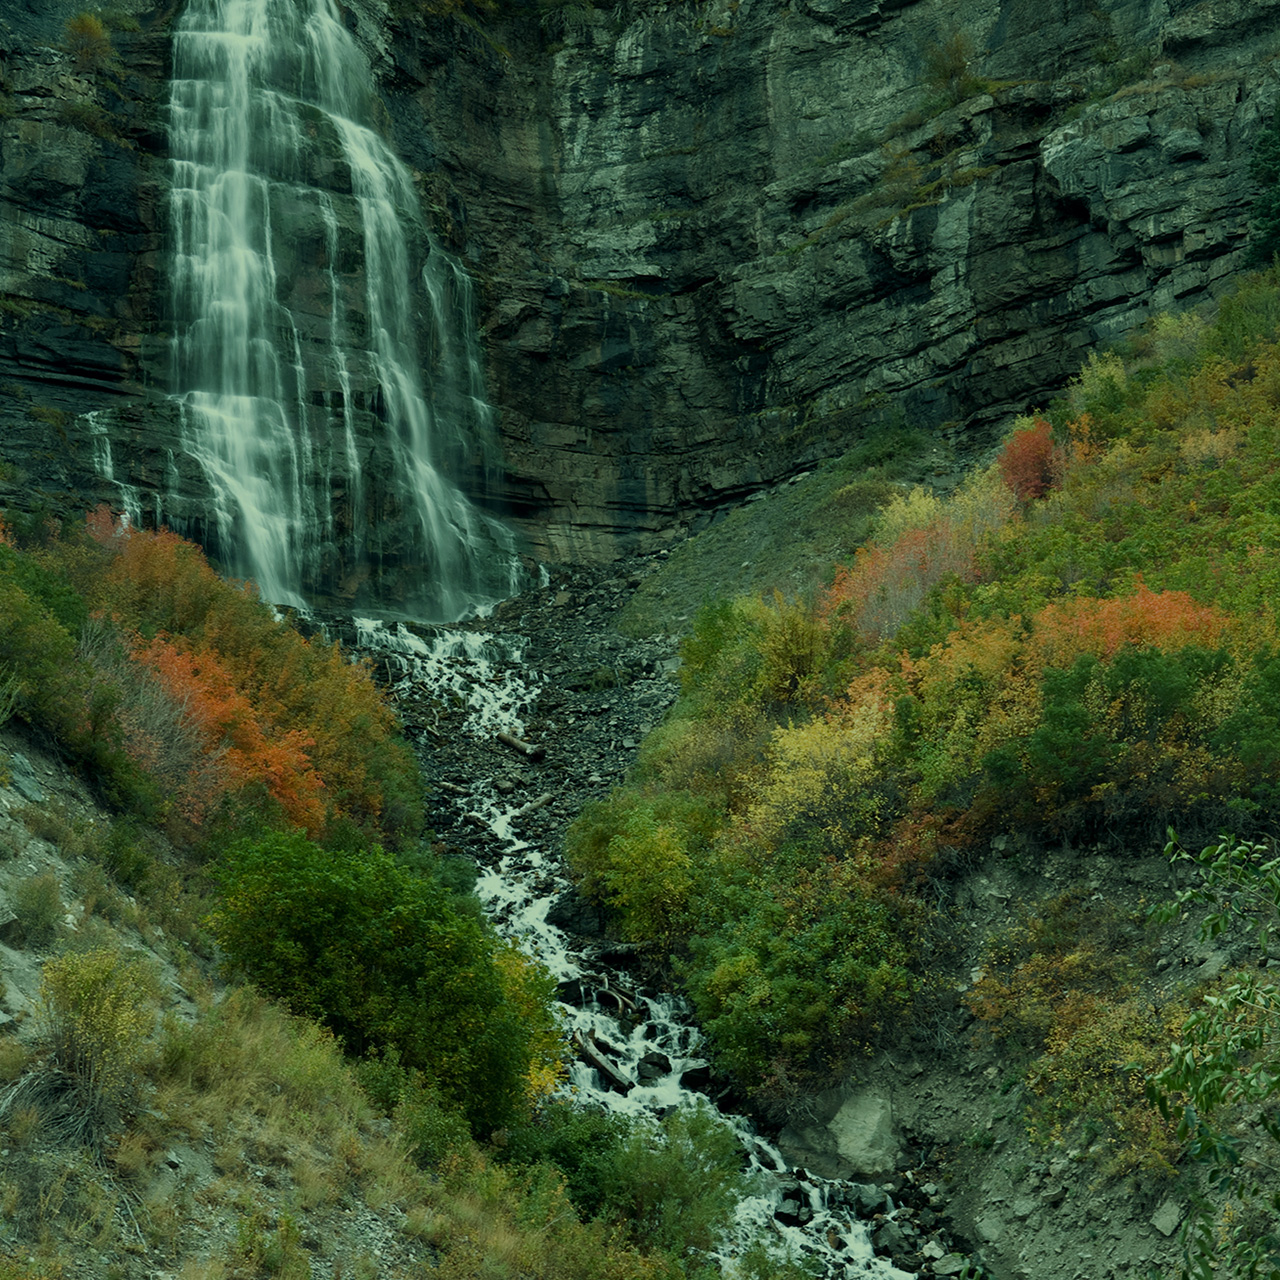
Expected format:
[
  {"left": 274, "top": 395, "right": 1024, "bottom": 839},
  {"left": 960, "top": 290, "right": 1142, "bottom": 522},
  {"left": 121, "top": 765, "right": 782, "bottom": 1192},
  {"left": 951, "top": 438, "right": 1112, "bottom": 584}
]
[{"left": 167, "top": 0, "right": 521, "bottom": 618}]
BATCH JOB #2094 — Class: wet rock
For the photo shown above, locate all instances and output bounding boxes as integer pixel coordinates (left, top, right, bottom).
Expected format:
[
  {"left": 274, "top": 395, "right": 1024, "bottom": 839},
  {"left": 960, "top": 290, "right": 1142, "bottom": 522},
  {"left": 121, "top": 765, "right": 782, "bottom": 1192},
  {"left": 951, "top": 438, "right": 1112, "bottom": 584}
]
[
  {"left": 678, "top": 1064, "right": 712, "bottom": 1092},
  {"left": 842, "top": 1182, "right": 891, "bottom": 1217},
  {"left": 873, "top": 1221, "right": 910, "bottom": 1255},
  {"left": 775, "top": 1183, "right": 814, "bottom": 1227},
  {"left": 636, "top": 1051, "right": 672, "bottom": 1081}
]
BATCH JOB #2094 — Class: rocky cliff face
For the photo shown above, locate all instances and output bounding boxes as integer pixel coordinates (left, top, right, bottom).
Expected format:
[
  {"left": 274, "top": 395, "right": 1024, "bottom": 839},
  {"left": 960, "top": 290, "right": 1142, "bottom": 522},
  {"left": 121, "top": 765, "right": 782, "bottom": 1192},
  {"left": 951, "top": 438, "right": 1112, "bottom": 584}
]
[
  {"left": 384, "top": 0, "right": 1279, "bottom": 560},
  {"left": 0, "top": 0, "right": 173, "bottom": 530},
  {"left": 0, "top": 0, "right": 1275, "bottom": 577}
]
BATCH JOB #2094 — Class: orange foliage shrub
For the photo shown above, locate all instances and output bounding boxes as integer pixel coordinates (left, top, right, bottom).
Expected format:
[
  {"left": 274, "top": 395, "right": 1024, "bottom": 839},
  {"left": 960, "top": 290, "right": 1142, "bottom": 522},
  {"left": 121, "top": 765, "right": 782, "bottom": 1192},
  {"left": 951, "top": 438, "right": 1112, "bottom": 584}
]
[
  {"left": 81, "top": 512, "right": 418, "bottom": 839},
  {"left": 824, "top": 523, "right": 976, "bottom": 641},
  {"left": 1031, "top": 582, "right": 1229, "bottom": 668},
  {"left": 0, "top": 517, "right": 14, "bottom": 549},
  {"left": 131, "top": 634, "right": 325, "bottom": 832}
]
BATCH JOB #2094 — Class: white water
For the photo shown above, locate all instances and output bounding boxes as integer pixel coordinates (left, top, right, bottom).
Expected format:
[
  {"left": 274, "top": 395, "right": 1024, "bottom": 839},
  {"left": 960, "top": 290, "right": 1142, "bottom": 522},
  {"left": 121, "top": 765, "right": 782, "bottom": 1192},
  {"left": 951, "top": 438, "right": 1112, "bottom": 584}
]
[
  {"left": 359, "top": 620, "right": 916, "bottom": 1279},
  {"left": 168, "top": 0, "right": 521, "bottom": 617}
]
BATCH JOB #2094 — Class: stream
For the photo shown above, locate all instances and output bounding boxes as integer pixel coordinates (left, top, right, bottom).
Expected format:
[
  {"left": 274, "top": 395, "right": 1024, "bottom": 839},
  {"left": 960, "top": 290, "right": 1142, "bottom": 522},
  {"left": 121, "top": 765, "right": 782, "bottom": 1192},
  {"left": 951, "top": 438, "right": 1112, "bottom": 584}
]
[{"left": 347, "top": 559, "right": 917, "bottom": 1280}]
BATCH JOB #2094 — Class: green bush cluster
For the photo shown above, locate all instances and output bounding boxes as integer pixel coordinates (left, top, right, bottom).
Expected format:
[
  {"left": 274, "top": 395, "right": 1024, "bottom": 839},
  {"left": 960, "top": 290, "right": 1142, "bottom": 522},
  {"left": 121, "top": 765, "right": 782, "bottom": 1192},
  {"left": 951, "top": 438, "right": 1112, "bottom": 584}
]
[
  {"left": 502, "top": 1100, "right": 748, "bottom": 1261},
  {"left": 0, "top": 546, "right": 152, "bottom": 813},
  {"left": 210, "top": 830, "right": 557, "bottom": 1135},
  {"left": 571, "top": 269, "right": 1280, "bottom": 1106}
]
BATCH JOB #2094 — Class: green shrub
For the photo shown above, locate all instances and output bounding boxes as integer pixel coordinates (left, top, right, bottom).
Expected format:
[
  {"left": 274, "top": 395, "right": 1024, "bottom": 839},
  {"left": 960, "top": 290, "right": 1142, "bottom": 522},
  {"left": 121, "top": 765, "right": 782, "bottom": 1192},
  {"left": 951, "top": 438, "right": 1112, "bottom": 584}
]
[
  {"left": 210, "top": 830, "right": 550, "bottom": 1134},
  {"left": 395, "top": 1079, "right": 475, "bottom": 1171},
  {"left": 37, "top": 947, "right": 159, "bottom": 1133},
  {"left": 12, "top": 872, "right": 63, "bottom": 949},
  {"left": 682, "top": 871, "right": 916, "bottom": 1094},
  {"left": 502, "top": 1101, "right": 635, "bottom": 1221},
  {"left": 566, "top": 790, "right": 717, "bottom": 947},
  {"left": 1150, "top": 836, "right": 1280, "bottom": 1279},
  {"left": 63, "top": 13, "right": 114, "bottom": 72},
  {"left": 597, "top": 1104, "right": 745, "bottom": 1258}
]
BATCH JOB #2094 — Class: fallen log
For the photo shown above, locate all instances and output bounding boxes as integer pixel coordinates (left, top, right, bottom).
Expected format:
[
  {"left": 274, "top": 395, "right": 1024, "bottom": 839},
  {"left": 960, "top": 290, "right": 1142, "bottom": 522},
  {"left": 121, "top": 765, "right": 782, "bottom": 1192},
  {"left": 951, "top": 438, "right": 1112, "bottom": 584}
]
[
  {"left": 514, "top": 791, "right": 554, "bottom": 817},
  {"left": 574, "top": 1030, "right": 633, "bottom": 1094},
  {"left": 497, "top": 730, "right": 546, "bottom": 761}
]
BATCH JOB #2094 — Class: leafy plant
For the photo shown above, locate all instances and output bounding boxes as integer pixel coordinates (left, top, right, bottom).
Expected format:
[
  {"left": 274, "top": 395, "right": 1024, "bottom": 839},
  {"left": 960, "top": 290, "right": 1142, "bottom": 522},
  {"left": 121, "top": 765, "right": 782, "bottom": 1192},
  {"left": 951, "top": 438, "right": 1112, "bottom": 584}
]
[
  {"left": 11, "top": 872, "right": 63, "bottom": 949},
  {"left": 34, "top": 948, "right": 159, "bottom": 1138},
  {"left": 210, "top": 830, "right": 555, "bottom": 1134},
  {"left": 1149, "top": 835, "right": 1280, "bottom": 1279}
]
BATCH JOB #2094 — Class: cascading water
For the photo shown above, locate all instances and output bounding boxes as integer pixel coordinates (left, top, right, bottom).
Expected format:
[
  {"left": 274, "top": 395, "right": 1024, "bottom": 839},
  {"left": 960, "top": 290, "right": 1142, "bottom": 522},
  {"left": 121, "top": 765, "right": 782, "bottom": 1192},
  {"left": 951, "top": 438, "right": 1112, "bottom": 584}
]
[
  {"left": 355, "top": 613, "right": 918, "bottom": 1280},
  {"left": 167, "top": 0, "right": 521, "bottom": 618}
]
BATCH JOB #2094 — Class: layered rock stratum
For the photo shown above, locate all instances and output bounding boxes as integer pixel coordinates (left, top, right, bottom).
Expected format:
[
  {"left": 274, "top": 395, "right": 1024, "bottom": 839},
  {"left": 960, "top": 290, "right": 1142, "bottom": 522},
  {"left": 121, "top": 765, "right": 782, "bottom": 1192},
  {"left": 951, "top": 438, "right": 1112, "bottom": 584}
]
[{"left": 0, "top": 0, "right": 1275, "bottom": 569}]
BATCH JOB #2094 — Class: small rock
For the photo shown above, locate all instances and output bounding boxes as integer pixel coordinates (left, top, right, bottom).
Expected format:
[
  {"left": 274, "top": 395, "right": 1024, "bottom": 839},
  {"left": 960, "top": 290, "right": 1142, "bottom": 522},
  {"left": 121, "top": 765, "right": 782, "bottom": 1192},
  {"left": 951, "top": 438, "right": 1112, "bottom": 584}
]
[
  {"left": 933, "top": 1256, "right": 969, "bottom": 1277},
  {"left": 920, "top": 1239, "right": 944, "bottom": 1260},
  {"left": 1151, "top": 1197, "right": 1184, "bottom": 1237}
]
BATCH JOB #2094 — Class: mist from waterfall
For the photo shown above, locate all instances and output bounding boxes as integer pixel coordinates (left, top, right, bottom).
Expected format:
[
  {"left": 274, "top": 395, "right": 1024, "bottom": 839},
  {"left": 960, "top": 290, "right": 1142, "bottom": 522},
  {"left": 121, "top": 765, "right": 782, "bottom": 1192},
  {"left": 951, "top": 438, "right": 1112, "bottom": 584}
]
[{"left": 167, "top": 0, "right": 521, "bottom": 618}]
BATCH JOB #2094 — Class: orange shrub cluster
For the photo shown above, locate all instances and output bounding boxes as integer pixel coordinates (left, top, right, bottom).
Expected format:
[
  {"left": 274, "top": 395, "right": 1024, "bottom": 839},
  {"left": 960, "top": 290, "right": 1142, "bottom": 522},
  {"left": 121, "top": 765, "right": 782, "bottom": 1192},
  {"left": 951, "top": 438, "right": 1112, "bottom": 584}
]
[
  {"left": 997, "top": 417, "right": 1059, "bottom": 501},
  {"left": 830, "top": 583, "right": 1270, "bottom": 849},
  {"left": 79, "top": 510, "right": 418, "bottom": 840},
  {"left": 131, "top": 635, "right": 324, "bottom": 831}
]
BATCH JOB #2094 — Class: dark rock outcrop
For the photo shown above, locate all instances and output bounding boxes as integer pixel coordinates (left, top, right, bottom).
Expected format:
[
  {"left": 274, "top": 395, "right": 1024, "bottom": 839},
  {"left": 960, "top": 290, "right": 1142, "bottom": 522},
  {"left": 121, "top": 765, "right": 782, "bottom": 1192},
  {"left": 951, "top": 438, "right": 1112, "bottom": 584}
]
[{"left": 380, "top": 0, "right": 1278, "bottom": 560}]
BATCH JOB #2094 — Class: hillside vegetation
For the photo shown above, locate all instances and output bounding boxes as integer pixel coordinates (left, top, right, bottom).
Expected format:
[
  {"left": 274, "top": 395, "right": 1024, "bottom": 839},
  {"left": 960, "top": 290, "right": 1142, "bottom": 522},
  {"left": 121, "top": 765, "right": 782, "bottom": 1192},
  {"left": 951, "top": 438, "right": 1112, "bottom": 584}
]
[
  {"left": 569, "top": 271, "right": 1280, "bottom": 1273},
  {"left": 7, "top": 268, "right": 1280, "bottom": 1275},
  {"left": 0, "top": 511, "right": 804, "bottom": 1279}
]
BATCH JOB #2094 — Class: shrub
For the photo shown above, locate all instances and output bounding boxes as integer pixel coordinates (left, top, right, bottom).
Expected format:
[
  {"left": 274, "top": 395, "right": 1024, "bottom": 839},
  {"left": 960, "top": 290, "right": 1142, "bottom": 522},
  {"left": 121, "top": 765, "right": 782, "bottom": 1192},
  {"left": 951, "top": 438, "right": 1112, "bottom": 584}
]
[
  {"left": 37, "top": 948, "right": 159, "bottom": 1135},
  {"left": 11, "top": 873, "right": 63, "bottom": 949},
  {"left": 1149, "top": 836, "right": 1280, "bottom": 1279},
  {"left": 566, "top": 790, "right": 718, "bottom": 947},
  {"left": 63, "top": 13, "right": 113, "bottom": 72},
  {"left": 78, "top": 517, "right": 421, "bottom": 841},
  {"left": 822, "top": 469, "right": 1012, "bottom": 643},
  {"left": 922, "top": 29, "right": 982, "bottom": 106},
  {"left": 679, "top": 594, "right": 827, "bottom": 715},
  {"left": 210, "top": 831, "right": 552, "bottom": 1134},
  {"left": 997, "top": 417, "right": 1060, "bottom": 502},
  {"left": 502, "top": 1101, "right": 635, "bottom": 1222},
  {"left": 683, "top": 864, "right": 917, "bottom": 1096},
  {"left": 597, "top": 1104, "right": 745, "bottom": 1257},
  {"left": 744, "top": 707, "right": 891, "bottom": 853}
]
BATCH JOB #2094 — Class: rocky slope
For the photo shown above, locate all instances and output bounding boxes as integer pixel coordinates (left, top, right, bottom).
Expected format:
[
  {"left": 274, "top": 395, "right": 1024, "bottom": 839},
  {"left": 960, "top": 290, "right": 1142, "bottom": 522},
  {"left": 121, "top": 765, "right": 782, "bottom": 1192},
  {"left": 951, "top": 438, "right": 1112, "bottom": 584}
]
[{"left": 1, "top": 0, "right": 1278, "bottom": 582}]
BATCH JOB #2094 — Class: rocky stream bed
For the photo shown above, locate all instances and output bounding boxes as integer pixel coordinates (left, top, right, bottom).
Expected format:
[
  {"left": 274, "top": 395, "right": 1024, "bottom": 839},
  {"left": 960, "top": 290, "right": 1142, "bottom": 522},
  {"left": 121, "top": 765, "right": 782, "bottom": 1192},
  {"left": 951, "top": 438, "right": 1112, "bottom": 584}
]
[{"left": 342, "top": 554, "right": 1010, "bottom": 1279}]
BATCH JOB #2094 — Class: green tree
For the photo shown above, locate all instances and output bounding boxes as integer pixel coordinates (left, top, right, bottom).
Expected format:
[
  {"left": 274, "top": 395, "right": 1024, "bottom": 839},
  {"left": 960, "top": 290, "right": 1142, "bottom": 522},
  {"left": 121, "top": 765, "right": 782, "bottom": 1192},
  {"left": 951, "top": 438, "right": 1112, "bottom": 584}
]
[{"left": 211, "top": 831, "right": 544, "bottom": 1134}]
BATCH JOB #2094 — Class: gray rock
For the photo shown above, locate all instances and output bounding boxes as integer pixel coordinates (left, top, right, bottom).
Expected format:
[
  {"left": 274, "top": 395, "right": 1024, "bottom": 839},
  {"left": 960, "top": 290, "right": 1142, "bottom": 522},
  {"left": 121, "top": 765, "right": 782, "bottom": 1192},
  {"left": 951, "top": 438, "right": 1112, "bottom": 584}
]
[
  {"left": 1151, "top": 1197, "right": 1184, "bottom": 1237},
  {"left": 0, "top": 0, "right": 1273, "bottom": 582},
  {"left": 6, "top": 752, "right": 45, "bottom": 804},
  {"left": 873, "top": 1220, "right": 909, "bottom": 1255},
  {"left": 830, "top": 1087, "right": 901, "bottom": 1178}
]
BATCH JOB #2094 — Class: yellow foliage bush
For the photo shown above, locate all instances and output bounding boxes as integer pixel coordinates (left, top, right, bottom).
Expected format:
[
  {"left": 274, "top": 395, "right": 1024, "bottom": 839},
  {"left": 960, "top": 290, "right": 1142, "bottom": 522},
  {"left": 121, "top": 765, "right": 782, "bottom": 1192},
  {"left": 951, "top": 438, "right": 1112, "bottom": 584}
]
[
  {"left": 745, "top": 699, "right": 891, "bottom": 851},
  {"left": 39, "top": 947, "right": 159, "bottom": 1122}
]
